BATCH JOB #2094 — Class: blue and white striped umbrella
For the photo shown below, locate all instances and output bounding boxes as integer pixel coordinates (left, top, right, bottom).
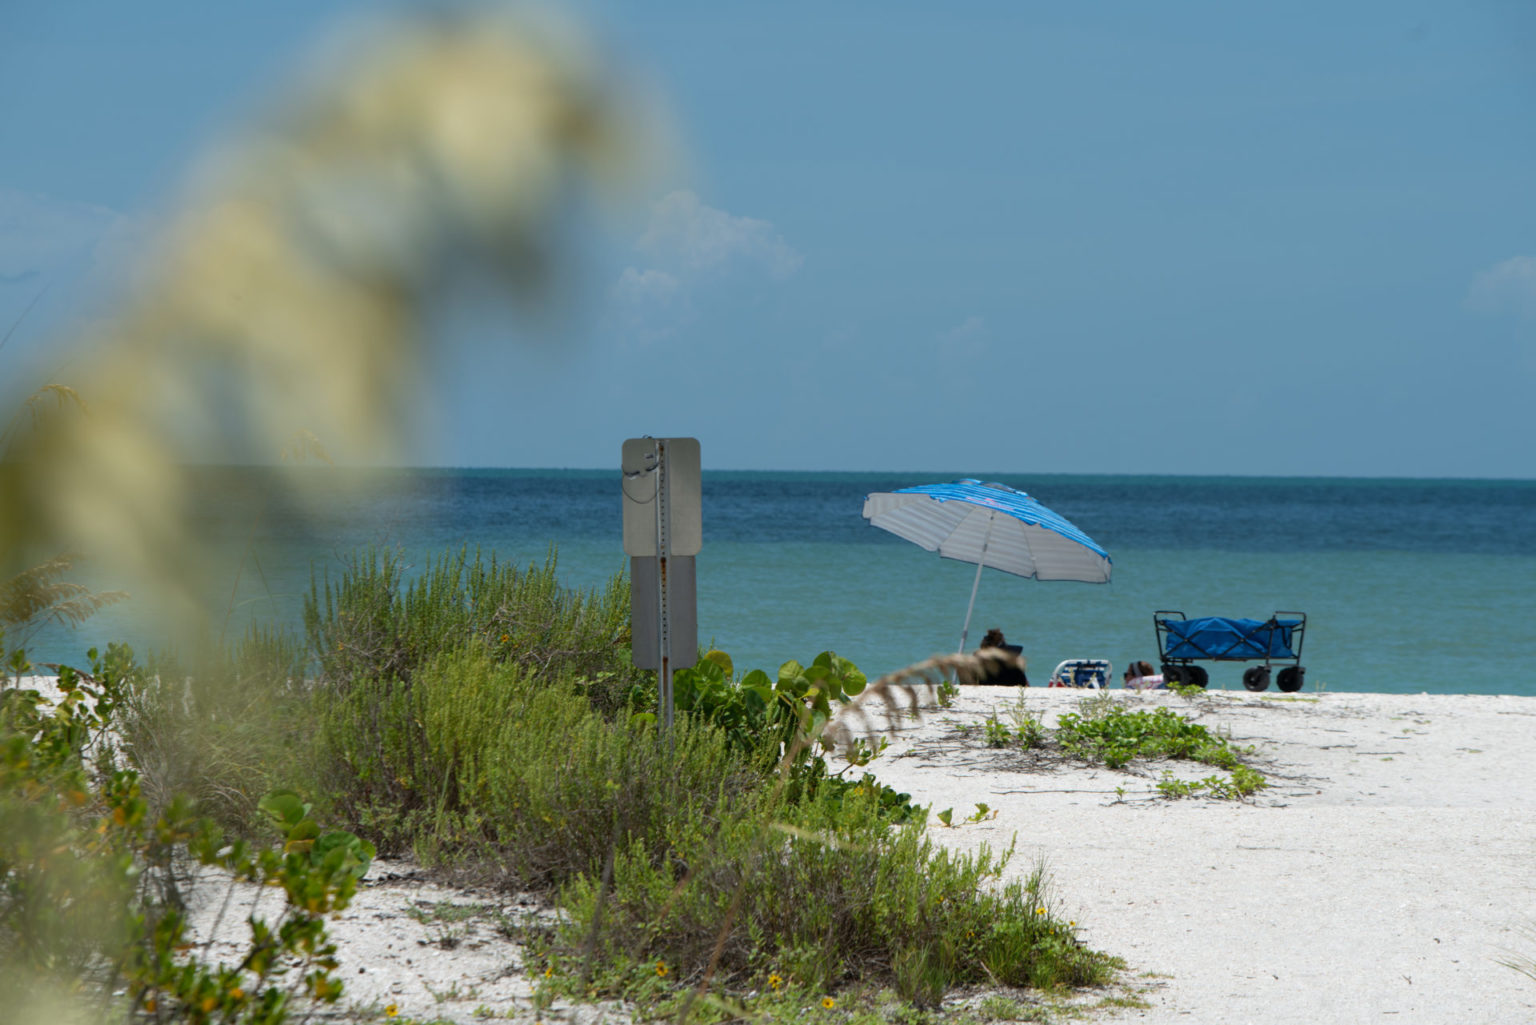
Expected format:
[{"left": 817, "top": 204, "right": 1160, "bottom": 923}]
[{"left": 862, "top": 479, "right": 1111, "bottom": 653}]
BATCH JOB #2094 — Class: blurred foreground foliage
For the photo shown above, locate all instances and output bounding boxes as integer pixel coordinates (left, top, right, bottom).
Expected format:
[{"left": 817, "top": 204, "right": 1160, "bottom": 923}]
[
  {"left": 0, "top": 640, "right": 372, "bottom": 1025},
  {"left": 0, "top": 4, "right": 654, "bottom": 645}
]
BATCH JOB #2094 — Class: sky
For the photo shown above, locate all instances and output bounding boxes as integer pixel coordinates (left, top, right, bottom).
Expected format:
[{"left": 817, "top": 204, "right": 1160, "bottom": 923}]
[{"left": 3, "top": 1, "right": 1535, "bottom": 478}]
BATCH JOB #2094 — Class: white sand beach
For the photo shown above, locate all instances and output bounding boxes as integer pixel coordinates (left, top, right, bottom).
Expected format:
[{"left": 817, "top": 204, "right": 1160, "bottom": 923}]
[
  {"left": 167, "top": 685, "right": 1536, "bottom": 1024},
  {"left": 864, "top": 686, "right": 1536, "bottom": 1024}
]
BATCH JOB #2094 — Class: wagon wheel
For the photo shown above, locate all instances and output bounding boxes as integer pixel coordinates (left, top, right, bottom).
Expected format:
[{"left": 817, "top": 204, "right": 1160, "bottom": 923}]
[
  {"left": 1162, "top": 664, "right": 1187, "bottom": 687},
  {"left": 1242, "top": 666, "right": 1271, "bottom": 692},
  {"left": 1186, "top": 665, "right": 1209, "bottom": 689},
  {"left": 1276, "top": 666, "right": 1306, "bottom": 693}
]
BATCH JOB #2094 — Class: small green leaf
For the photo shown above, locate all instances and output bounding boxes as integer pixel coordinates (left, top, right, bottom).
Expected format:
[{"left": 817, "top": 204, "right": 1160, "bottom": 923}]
[
  {"left": 314, "top": 831, "right": 375, "bottom": 879},
  {"left": 258, "top": 790, "right": 312, "bottom": 829},
  {"left": 702, "top": 649, "right": 734, "bottom": 676},
  {"left": 287, "top": 818, "right": 321, "bottom": 844}
]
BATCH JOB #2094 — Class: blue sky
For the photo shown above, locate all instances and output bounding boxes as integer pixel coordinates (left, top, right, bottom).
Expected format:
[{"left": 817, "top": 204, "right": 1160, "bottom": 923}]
[{"left": 4, "top": 1, "right": 1535, "bottom": 477}]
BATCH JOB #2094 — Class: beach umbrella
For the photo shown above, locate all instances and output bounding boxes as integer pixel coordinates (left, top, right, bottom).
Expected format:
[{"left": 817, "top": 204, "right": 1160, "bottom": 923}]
[{"left": 861, "top": 479, "right": 1111, "bottom": 653}]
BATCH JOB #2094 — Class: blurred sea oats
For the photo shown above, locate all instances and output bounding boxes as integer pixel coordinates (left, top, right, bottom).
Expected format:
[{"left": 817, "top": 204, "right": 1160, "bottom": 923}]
[{"left": 0, "top": 7, "right": 657, "bottom": 644}]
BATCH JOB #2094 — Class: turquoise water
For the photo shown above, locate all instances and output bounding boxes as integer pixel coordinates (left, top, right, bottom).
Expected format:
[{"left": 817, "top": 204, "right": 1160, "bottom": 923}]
[
  {"left": 700, "top": 543, "right": 1531, "bottom": 695},
  {"left": 17, "top": 469, "right": 1536, "bottom": 696}
]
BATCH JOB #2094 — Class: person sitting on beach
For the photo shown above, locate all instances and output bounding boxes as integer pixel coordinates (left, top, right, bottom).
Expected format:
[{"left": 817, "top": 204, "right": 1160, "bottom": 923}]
[
  {"left": 1123, "top": 660, "right": 1165, "bottom": 690},
  {"left": 975, "top": 627, "right": 1028, "bottom": 686}
]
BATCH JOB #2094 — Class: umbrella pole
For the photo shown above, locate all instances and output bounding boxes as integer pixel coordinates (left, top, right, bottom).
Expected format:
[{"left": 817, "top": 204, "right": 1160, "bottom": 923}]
[{"left": 957, "top": 512, "right": 996, "bottom": 653}]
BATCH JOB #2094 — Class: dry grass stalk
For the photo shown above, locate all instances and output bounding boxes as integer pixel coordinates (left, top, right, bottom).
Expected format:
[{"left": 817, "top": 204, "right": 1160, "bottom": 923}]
[
  {"left": 0, "top": 9, "right": 656, "bottom": 646},
  {"left": 822, "top": 648, "right": 1025, "bottom": 756},
  {"left": 0, "top": 552, "right": 127, "bottom": 644}
]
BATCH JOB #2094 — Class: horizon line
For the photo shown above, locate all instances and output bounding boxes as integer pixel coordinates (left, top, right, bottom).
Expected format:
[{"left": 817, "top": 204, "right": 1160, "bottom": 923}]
[{"left": 182, "top": 463, "right": 1536, "bottom": 485}]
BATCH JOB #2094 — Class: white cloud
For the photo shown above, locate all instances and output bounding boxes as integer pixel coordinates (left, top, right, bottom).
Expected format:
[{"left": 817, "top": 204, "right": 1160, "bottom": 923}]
[
  {"left": 608, "top": 267, "right": 687, "bottom": 344},
  {"left": 609, "top": 190, "right": 802, "bottom": 343},
  {"left": 611, "top": 267, "right": 681, "bottom": 306},
  {"left": 1466, "top": 256, "right": 1536, "bottom": 321},
  {"left": 636, "top": 190, "right": 802, "bottom": 279}
]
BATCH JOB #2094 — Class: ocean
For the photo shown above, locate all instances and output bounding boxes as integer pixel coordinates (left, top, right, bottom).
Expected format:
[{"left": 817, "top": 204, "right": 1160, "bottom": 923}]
[{"left": 15, "top": 469, "right": 1536, "bottom": 696}]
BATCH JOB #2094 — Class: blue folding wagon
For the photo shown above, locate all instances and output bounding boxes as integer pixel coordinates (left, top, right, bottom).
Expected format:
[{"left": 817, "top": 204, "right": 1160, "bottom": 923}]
[{"left": 1153, "top": 611, "right": 1308, "bottom": 692}]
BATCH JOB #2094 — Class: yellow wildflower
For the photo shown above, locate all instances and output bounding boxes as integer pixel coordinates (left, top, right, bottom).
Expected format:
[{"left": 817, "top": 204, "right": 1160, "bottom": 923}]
[
  {"left": 385, "top": 1004, "right": 399, "bottom": 1017},
  {"left": 822, "top": 996, "right": 836, "bottom": 1009},
  {"left": 655, "top": 961, "right": 668, "bottom": 978}
]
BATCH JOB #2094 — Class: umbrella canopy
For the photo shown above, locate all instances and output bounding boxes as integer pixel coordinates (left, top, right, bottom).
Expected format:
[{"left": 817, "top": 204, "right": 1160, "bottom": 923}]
[{"left": 862, "top": 479, "right": 1111, "bottom": 652}]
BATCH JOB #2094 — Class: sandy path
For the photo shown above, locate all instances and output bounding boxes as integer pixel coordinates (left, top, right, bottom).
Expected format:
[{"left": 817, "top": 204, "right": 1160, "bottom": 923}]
[{"left": 860, "top": 687, "right": 1536, "bottom": 1024}]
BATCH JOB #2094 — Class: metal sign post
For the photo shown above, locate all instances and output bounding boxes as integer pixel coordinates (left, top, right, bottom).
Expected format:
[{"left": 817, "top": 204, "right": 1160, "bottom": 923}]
[{"left": 622, "top": 438, "right": 700, "bottom": 735}]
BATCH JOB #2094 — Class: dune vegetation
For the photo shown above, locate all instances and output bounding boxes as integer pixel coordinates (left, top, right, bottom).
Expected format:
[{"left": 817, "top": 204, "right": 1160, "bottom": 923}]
[{"left": 1, "top": 546, "right": 1121, "bottom": 1025}]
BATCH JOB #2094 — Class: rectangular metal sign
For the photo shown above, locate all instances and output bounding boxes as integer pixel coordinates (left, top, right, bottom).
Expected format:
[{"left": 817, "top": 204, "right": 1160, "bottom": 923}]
[
  {"left": 623, "top": 437, "right": 703, "bottom": 733},
  {"left": 621, "top": 437, "right": 701, "bottom": 557},
  {"left": 629, "top": 555, "right": 697, "bottom": 670}
]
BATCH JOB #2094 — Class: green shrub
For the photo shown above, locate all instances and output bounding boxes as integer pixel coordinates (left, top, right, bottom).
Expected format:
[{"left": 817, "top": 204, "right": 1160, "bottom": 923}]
[
  {"left": 1054, "top": 703, "right": 1265, "bottom": 796},
  {"left": 316, "top": 647, "right": 758, "bottom": 883},
  {"left": 118, "top": 628, "right": 309, "bottom": 833},
  {"left": 311, "top": 636, "right": 1107, "bottom": 1009},
  {"left": 1057, "top": 705, "right": 1236, "bottom": 768},
  {"left": 552, "top": 783, "right": 1113, "bottom": 1004},
  {"left": 983, "top": 713, "right": 1012, "bottom": 748},
  {"left": 1155, "top": 766, "right": 1268, "bottom": 800},
  {"left": 672, "top": 650, "right": 919, "bottom": 822},
  {"left": 305, "top": 547, "right": 644, "bottom": 716},
  {"left": 0, "top": 640, "right": 366, "bottom": 1025},
  {"left": 671, "top": 649, "right": 867, "bottom": 759},
  {"left": 477, "top": 671, "right": 752, "bottom": 887},
  {"left": 1007, "top": 698, "right": 1047, "bottom": 750}
]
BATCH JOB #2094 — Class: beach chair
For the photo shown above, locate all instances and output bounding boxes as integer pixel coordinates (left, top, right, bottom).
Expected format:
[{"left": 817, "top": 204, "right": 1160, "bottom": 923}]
[{"left": 1046, "top": 659, "right": 1112, "bottom": 689}]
